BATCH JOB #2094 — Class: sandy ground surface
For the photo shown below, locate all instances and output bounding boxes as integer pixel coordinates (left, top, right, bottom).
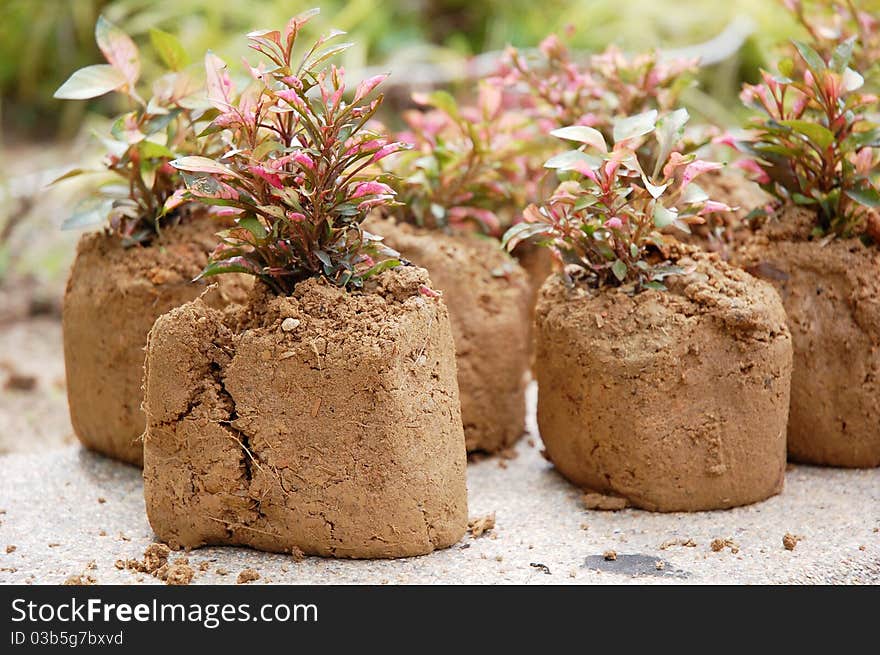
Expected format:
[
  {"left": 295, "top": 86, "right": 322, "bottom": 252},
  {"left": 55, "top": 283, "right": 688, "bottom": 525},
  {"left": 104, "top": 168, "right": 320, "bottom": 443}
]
[{"left": 0, "top": 375, "right": 877, "bottom": 585}]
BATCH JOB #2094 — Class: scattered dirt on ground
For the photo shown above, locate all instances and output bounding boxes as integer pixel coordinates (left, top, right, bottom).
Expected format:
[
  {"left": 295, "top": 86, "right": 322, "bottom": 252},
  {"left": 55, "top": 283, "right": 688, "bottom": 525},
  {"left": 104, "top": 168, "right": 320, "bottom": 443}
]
[
  {"left": 655, "top": 560, "right": 666, "bottom": 570},
  {"left": 117, "top": 543, "right": 196, "bottom": 585},
  {"left": 216, "top": 568, "right": 229, "bottom": 576},
  {"left": 97, "top": 497, "right": 106, "bottom": 504},
  {"left": 468, "top": 514, "right": 496, "bottom": 538},
  {"left": 783, "top": 533, "right": 803, "bottom": 551},
  {"left": 237, "top": 569, "right": 260, "bottom": 584},
  {"left": 710, "top": 538, "right": 740, "bottom": 554},
  {"left": 199, "top": 561, "right": 210, "bottom": 572},
  {"left": 660, "top": 538, "right": 697, "bottom": 550},
  {"left": 529, "top": 562, "right": 551, "bottom": 575},
  {"left": 583, "top": 492, "right": 629, "bottom": 511},
  {"left": 63, "top": 574, "right": 97, "bottom": 585},
  {"left": 603, "top": 550, "right": 617, "bottom": 561},
  {"left": 5, "top": 545, "right": 15, "bottom": 554},
  {"left": 3, "top": 369, "right": 36, "bottom": 391},
  {"left": 290, "top": 546, "right": 305, "bottom": 562}
]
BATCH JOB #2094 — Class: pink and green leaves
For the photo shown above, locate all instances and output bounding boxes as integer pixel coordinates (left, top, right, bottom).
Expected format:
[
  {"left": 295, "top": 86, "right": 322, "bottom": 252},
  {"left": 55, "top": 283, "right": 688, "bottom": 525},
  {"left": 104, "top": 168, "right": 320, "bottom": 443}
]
[
  {"left": 55, "top": 17, "right": 140, "bottom": 101},
  {"left": 503, "top": 108, "right": 730, "bottom": 290},
  {"left": 53, "top": 17, "right": 219, "bottom": 244},
  {"left": 730, "top": 39, "right": 880, "bottom": 239},
  {"left": 170, "top": 10, "right": 404, "bottom": 294}
]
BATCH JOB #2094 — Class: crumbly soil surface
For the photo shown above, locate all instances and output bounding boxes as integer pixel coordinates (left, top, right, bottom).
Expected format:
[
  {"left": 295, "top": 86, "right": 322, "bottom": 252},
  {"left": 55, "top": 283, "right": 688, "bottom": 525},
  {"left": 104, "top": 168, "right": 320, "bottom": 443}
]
[
  {"left": 534, "top": 249, "right": 792, "bottom": 511},
  {"left": 737, "top": 207, "right": 880, "bottom": 467},
  {"left": 365, "top": 216, "right": 530, "bottom": 453},
  {"left": 675, "top": 170, "right": 770, "bottom": 256},
  {"left": 62, "top": 213, "right": 248, "bottom": 466},
  {"left": 143, "top": 266, "right": 468, "bottom": 558}
]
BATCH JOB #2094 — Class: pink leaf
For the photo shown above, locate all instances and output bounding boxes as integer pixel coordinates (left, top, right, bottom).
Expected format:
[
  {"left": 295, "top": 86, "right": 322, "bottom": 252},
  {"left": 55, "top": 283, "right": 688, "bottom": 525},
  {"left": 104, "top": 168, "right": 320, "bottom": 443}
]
[
  {"left": 351, "top": 181, "right": 394, "bottom": 198},
  {"left": 205, "top": 52, "right": 235, "bottom": 111},
  {"left": 95, "top": 16, "right": 140, "bottom": 88},
  {"left": 354, "top": 74, "right": 387, "bottom": 102},
  {"left": 681, "top": 160, "right": 722, "bottom": 187},
  {"left": 249, "top": 165, "right": 283, "bottom": 189}
]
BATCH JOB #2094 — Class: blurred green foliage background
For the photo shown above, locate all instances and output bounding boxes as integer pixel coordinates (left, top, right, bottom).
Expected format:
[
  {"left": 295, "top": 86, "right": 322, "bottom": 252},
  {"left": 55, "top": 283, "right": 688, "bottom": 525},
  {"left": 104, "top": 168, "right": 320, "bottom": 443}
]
[{"left": 0, "top": 0, "right": 808, "bottom": 141}]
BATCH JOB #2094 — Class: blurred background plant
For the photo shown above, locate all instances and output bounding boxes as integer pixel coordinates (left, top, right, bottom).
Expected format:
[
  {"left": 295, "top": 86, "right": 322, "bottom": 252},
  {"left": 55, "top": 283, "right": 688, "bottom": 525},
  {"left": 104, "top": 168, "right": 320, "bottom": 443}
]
[{"left": 0, "top": 0, "right": 856, "bottom": 316}]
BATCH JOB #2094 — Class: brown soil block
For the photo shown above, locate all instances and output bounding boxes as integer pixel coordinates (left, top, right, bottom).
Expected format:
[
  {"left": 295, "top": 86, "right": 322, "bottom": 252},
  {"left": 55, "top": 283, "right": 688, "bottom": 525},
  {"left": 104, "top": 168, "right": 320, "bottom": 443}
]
[
  {"left": 365, "top": 216, "right": 530, "bottom": 453},
  {"left": 63, "top": 213, "right": 247, "bottom": 466},
  {"left": 676, "top": 170, "right": 771, "bottom": 255},
  {"left": 142, "top": 266, "right": 468, "bottom": 558},
  {"left": 534, "top": 250, "right": 792, "bottom": 511},
  {"left": 737, "top": 206, "right": 880, "bottom": 467}
]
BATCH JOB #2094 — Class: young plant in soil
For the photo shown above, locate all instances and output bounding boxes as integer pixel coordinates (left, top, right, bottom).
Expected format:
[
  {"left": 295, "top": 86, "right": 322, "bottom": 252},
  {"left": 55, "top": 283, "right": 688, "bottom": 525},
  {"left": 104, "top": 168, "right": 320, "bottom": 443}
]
[
  {"left": 54, "top": 17, "right": 245, "bottom": 467},
  {"left": 505, "top": 109, "right": 793, "bottom": 511},
  {"left": 369, "top": 87, "right": 534, "bottom": 454},
  {"left": 733, "top": 39, "right": 880, "bottom": 467},
  {"left": 142, "top": 11, "right": 467, "bottom": 557}
]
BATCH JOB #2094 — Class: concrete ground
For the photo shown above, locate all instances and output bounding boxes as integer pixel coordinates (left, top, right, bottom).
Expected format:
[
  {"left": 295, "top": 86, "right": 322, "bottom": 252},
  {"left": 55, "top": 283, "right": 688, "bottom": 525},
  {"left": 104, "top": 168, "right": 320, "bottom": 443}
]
[{"left": 1, "top": 387, "right": 877, "bottom": 585}]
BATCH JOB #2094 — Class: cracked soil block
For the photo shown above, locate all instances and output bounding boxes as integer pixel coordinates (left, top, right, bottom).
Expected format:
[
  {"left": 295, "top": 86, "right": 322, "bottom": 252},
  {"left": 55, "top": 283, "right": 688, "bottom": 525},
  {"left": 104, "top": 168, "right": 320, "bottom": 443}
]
[
  {"left": 534, "top": 251, "right": 792, "bottom": 511},
  {"left": 63, "top": 213, "right": 246, "bottom": 466},
  {"left": 366, "top": 216, "right": 530, "bottom": 453},
  {"left": 143, "top": 266, "right": 468, "bottom": 558},
  {"left": 738, "top": 207, "right": 880, "bottom": 467}
]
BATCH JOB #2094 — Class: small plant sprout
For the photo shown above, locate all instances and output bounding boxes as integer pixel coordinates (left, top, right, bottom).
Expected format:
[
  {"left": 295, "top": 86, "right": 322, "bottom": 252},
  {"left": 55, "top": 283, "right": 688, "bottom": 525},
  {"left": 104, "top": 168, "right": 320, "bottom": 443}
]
[
  {"left": 386, "top": 84, "right": 537, "bottom": 236},
  {"left": 169, "top": 10, "right": 409, "bottom": 294},
  {"left": 783, "top": 0, "right": 880, "bottom": 88},
  {"left": 731, "top": 39, "right": 880, "bottom": 239},
  {"left": 502, "top": 108, "right": 732, "bottom": 291},
  {"left": 496, "top": 34, "right": 697, "bottom": 135},
  {"left": 53, "top": 17, "right": 217, "bottom": 245}
]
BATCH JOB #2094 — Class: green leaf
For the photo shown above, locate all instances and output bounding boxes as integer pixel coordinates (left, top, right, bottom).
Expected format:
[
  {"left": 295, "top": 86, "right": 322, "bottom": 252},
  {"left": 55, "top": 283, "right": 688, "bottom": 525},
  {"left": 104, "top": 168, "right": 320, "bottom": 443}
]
[
  {"left": 48, "top": 168, "right": 91, "bottom": 185},
  {"left": 613, "top": 109, "right": 657, "bottom": 143},
  {"left": 653, "top": 108, "right": 689, "bottom": 177},
  {"left": 544, "top": 150, "right": 601, "bottom": 171},
  {"left": 611, "top": 259, "right": 628, "bottom": 282},
  {"left": 138, "top": 141, "right": 176, "bottom": 159},
  {"left": 831, "top": 37, "right": 855, "bottom": 74},
  {"left": 653, "top": 202, "right": 677, "bottom": 228},
  {"left": 779, "top": 120, "right": 835, "bottom": 150},
  {"left": 149, "top": 28, "right": 189, "bottom": 71},
  {"left": 171, "top": 156, "right": 236, "bottom": 176},
  {"left": 847, "top": 127, "right": 880, "bottom": 148},
  {"left": 793, "top": 40, "right": 827, "bottom": 74},
  {"left": 62, "top": 197, "right": 112, "bottom": 230},
  {"left": 550, "top": 125, "right": 607, "bottom": 152},
  {"left": 845, "top": 188, "right": 880, "bottom": 207},
  {"left": 777, "top": 57, "right": 795, "bottom": 78},
  {"left": 238, "top": 216, "right": 267, "bottom": 239},
  {"left": 422, "top": 90, "right": 459, "bottom": 119},
  {"left": 54, "top": 64, "right": 126, "bottom": 100}
]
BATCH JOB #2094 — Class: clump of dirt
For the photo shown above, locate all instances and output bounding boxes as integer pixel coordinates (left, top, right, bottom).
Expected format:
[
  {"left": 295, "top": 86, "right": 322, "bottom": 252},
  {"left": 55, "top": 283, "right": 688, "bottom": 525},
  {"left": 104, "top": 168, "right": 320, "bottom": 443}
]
[
  {"left": 237, "top": 569, "right": 260, "bottom": 584},
  {"left": 535, "top": 247, "right": 792, "bottom": 511},
  {"left": 583, "top": 492, "right": 629, "bottom": 511},
  {"left": 365, "top": 216, "right": 530, "bottom": 453},
  {"left": 660, "top": 538, "right": 697, "bottom": 550},
  {"left": 2, "top": 366, "right": 36, "bottom": 392},
  {"left": 143, "top": 266, "right": 468, "bottom": 558},
  {"left": 710, "top": 538, "right": 740, "bottom": 553},
  {"left": 468, "top": 514, "right": 496, "bottom": 538},
  {"left": 783, "top": 533, "right": 803, "bottom": 551},
  {"left": 62, "top": 212, "right": 249, "bottom": 466},
  {"left": 63, "top": 574, "right": 97, "bottom": 585},
  {"left": 737, "top": 206, "right": 880, "bottom": 467},
  {"left": 5, "top": 545, "right": 15, "bottom": 554},
  {"left": 157, "top": 557, "right": 194, "bottom": 586},
  {"left": 603, "top": 550, "right": 617, "bottom": 561}
]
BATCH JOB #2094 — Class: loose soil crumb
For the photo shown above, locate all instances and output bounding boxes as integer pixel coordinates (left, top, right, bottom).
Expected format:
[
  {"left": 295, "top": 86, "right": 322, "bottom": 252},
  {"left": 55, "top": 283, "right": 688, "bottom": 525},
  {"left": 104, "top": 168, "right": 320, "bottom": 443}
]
[
  {"left": 158, "top": 561, "right": 194, "bottom": 586},
  {"left": 216, "top": 568, "right": 229, "bottom": 576},
  {"left": 290, "top": 546, "right": 305, "bottom": 562},
  {"left": 97, "top": 497, "right": 106, "bottom": 504},
  {"left": 583, "top": 492, "right": 629, "bottom": 511},
  {"left": 710, "top": 538, "right": 740, "bottom": 554},
  {"left": 603, "top": 550, "right": 617, "bottom": 561},
  {"left": 5, "top": 545, "right": 15, "bottom": 554},
  {"left": 118, "top": 543, "right": 193, "bottom": 585},
  {"left": 4, "top": 372, "right": 37, "bottom": 392},
  {"left": 655, "top": 560, "right": 666, "bottom": 570},
  {"left": 783, "top": 533, "right": 802, "bottom": 551},
  {"left": 468, "top": 514, "right": 496, "bottom": 538},
  {"left": 199, "top": 562, "right": 210, "bottom": 572},
  {"left": 143, "top": 543, "right": 171, "bottom": 573},
  {"left": 660, "top": 538, "right": 697, "bottom": 550},
  {"left": 529, "top": 563, "right": 551, "bottom": 575},
  {"left": 63, "top": 574, "right": 96, "bottom": 586},
  {"left": 237, "top": 569, "right": 260, "bottom": 584}
]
